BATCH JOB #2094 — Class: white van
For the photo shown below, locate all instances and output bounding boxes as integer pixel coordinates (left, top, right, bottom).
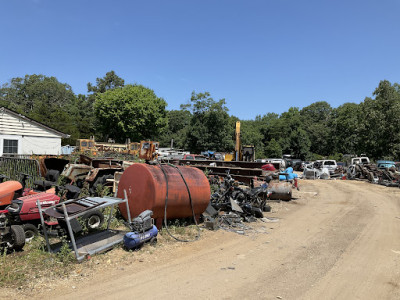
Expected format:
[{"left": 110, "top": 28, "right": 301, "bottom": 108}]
[{"left": 316, "top": 160, "right": 337, "bottom": 175}]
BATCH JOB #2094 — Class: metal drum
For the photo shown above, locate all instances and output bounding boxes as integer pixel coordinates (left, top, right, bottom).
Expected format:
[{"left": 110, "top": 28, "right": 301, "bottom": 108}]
[
  {"left": 267, "top": 182, "right": 292, "bottom": 201},
  {"left": 117, "top": 163, "right": 210, "bottom": 224}
]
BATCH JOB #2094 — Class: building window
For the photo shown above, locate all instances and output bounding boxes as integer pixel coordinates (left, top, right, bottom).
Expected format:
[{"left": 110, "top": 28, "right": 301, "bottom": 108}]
[{"left": 3, "top": 139, "right": 18, "bottom": 154}]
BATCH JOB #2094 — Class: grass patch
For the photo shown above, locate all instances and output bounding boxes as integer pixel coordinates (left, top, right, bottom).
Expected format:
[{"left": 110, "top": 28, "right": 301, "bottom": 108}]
[
  {"left": 160, "top": 218, "right": 200, "bottom": 242},
  {"left": 0, "top": 237, "right": 76, "bottom": 288}
]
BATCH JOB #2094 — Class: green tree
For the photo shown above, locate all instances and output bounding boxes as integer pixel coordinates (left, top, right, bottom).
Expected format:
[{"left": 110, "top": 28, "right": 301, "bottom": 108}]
[
  {"left": 264, "top": 138, "right": 282, "bottom": 157},
  {"left": 159, "top": 109, "right": 192, "bottom": 148},
  {"left": 0, "top": 74, "right": 79, "bottom": 144},
  {"left": 300, "top": 101, "right": 333, "bottom": 156},
  {"left": 331, "top": 102, "right": 360, "bottom": 155},
  {"left": 184, "top": 91, "right": 233, "bottom": 152},
  {"left": 87, "top": 71, "right": 125, "bottom": 94},
  {"left": 86, "top": 71, "right": 126, "bottom": 139},
  {"left": 94, "top": 84, "right": 167, "bottom": 142},
  {"left": 359, "top": 80, "right": 400, "bottom": 159}
]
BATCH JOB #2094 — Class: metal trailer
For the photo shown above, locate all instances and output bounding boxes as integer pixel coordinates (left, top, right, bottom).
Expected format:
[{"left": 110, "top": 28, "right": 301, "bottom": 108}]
[{"left": 37, "top": 192, "right": 131, "bottom": 262}]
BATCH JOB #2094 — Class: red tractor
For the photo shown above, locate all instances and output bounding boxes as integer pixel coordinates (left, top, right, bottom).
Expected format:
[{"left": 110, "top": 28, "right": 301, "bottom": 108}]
[
  {"left": 0, "top": 175, "right": 24, "bottom": 208},
  {"left": 0, "top": 209, "right": 25, "bottom": 251},
  {"left": 7, "top": 191, "right": 104, "bottom": 240}
]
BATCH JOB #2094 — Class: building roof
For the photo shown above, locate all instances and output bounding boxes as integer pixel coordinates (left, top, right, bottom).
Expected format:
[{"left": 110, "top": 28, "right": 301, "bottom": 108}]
[{"left": 0, "top": 107, "right": 70, "bottom": 138}]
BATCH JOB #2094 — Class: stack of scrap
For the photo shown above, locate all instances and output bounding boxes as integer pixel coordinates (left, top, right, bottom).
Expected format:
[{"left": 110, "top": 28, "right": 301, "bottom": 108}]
[
  {"left": 347, "top": 164, "right": 400, "bottom": 187},
  {"left": 209, "top": 175, "right": 270, "bottom": 221}
]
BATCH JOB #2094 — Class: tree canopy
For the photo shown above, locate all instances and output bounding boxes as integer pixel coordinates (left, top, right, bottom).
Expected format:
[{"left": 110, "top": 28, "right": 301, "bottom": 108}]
[
  {"left": 1, "top": 72, "right": 399, "bottom": 161},
  {"left": 183, "top": 91, "right": 234, "bottom": 152},
  {"left": 93, "top": 84, "right": 167, "bottom": 142}
]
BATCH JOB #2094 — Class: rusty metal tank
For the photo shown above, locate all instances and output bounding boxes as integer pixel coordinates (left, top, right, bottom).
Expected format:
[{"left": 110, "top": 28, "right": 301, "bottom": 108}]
[
  {"left": 267, "top": 182, "right": 292, "bottom": 201},
  {"left": 117, "top": 163, "right": 211, "bottom": 223}
]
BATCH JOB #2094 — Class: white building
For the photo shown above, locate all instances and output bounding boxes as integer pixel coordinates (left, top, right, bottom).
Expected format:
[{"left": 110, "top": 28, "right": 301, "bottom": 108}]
[{"left": 0, "top": 107, "right": 69, "bottom": 156}]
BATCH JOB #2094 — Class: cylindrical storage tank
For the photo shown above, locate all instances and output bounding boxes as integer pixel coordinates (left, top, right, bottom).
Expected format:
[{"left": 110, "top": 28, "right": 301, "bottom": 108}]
[
  {"left": 267, "top": 182, "right": 292, "bottom": 201},
  {"left": 117, "top": 163, "right": 211, "bottom": 223}
]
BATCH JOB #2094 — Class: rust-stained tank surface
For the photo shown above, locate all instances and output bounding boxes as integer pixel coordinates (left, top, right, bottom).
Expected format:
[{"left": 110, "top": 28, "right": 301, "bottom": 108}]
[
  {"left": 267, "top": 181, "right": 292, "bottom": 201},
  {"left": 117, "top": 163, "right": 210, "bottom": 222}
]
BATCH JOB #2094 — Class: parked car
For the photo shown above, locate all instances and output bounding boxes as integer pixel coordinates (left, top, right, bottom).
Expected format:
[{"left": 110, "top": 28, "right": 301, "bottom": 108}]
[
  {"left": 316, "top": 160, "right": 337, "bottom": 175},
  {"left": 377, "top": 160, "right": 395, "bottom": 169},
  {"left": 284, "top": 158, "right": 302, "bottom": 171}
]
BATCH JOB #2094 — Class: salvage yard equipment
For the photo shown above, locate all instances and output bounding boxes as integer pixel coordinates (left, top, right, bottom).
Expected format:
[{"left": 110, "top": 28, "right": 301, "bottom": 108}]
[
  {"left": 38, "top": 195, "right": 131, "bottom": 261},
  {"left": 138, "top": 141, "right": 159, "bottom": 161},
  {"left": 62, "top": 155, "right": 122, "bottom": 194},
  {"left": 124, "top": 210, "right": 158, "bottom": 250},
  {"left": 117, "top": 163, "right": 210, "bottom": 228},
  {"left": 0, "top": 177, "right": 23, "bottom": 208},
  {"left": 0, "top": 209, "right": 25, "bottom": 251},
  {"left": 7, "top": 190, "right": 105, "bottom": 241}
]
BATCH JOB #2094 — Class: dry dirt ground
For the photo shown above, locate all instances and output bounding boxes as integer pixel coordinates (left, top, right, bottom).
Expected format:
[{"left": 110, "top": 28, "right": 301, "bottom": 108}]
[{"left": 3, "top": 179, "right": 400, "bottom": 299}]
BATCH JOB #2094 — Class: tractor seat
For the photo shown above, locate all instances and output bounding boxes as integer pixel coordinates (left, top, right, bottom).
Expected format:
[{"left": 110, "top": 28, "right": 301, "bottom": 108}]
[{"left": 34, "top": 180, "right": 54, "bottom": 191}]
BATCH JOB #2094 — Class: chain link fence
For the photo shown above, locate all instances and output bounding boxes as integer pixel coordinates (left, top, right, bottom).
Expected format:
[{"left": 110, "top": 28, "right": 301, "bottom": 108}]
[{"left": 0, "top": 157, "right": 43, "bottom": 188}]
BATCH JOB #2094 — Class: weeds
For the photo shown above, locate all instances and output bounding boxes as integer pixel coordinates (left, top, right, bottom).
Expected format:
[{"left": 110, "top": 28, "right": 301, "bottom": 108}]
[
  {"left": 0, "top": 237, "right": 77, "bottom": 288},
  {"left": 160, "top": 218, "right": 199, "bottom": 241},
  {"left": 79, "top": 182, "right": 90, "bottom": 198},
  {"left": 95, "top": 183, "right": 112, "bottom": 198},
  {"left": 101, "top": 206, "right": 125, "bottom": 230}
]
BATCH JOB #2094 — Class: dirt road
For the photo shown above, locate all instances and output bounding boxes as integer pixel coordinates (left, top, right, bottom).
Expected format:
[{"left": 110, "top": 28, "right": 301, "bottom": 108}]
[{"left": 17, "top": 180, "right": 400, "bottom": 299}]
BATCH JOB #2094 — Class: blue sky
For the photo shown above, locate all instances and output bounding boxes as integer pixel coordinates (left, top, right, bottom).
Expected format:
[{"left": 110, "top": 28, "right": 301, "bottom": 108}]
[{"left": 1, "top": 0, "right": 399, "bottom": 119}]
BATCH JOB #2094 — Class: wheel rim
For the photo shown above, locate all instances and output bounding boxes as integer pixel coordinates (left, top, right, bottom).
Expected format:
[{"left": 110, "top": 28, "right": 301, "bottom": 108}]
[
  {"left": 25, "top": 229, "right": 35, "bottom": 242},
  {"left": 88, "top": 215, "right": 101, "bottom": 228}
]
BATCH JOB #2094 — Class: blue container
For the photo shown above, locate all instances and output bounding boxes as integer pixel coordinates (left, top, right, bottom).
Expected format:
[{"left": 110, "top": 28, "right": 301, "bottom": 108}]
[
  {"left": 124, "top": 225, "right": 158, "bottom": 249},
  {"left": 279, "top": 167, "right": 299, "bottom": 181}
]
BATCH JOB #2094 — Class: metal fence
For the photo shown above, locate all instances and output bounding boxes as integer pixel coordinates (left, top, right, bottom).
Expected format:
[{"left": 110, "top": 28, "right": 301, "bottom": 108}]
[{"left": 0, "top": 157, "right": 43, "bottom": 188}]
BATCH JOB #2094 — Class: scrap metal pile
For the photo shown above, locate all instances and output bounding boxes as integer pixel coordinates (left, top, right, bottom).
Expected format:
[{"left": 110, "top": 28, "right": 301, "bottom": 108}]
[
  {"left": 347, "top": 164, "right": 400, "bottom": 187},
  {"left": 211, "top": 175, "right": 270, "bottom": 219},
  {"left": 204, "top": 175, "right": 278, "bottom": 234}
]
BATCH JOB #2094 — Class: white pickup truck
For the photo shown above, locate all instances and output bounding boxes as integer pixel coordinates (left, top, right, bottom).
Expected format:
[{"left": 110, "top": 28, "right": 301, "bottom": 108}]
[
  {"left": 351, "top": 157, "right": 370, "bottom": 165},
  {"left": 316, "top": 160, "right": 337, "bottom": 175}
]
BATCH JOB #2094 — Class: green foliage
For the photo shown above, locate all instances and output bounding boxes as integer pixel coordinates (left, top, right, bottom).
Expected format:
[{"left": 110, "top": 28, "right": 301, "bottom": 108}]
[
  {"left": 0, "top": 74, "right": 79, "bottom": 144},
  {"left": 184, "top": 91, "right": 234, "bottom": 152},
  {"left": 300, "top": 101, "right": 333, "bottom": 156},
  {"left": 159, "top": 109, "right": 192, "bottom": 148},
  {"left": 265, "top": 138, "right": 282, "bottom": 158},
  {"left": 87, "top": 71, "right": 125, "bottom": 94},
  {"left": 57, "top": 242, "right": 75, "bottom": 265},
  {"left": 1, "top": 72, "right": 400, "bottom": 161},
  {"left": 95, "top": 183, "right": 112, "bottom": 198},
  {"left": 94, "top": 84, "right": 167, "bottom": 142}
]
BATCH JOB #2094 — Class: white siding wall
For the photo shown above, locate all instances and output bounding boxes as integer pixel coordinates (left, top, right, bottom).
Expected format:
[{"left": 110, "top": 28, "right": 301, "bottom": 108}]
[
  {"left": 0, "top": 110, "right": 63, "bottom": 155},
  {"left": 0, "top": 135, "right": 61, "bottom": 155},
  {"left": 0, "top": 110, "right": 60, "bottom": 138},
  {"left": 22, "top": 136, "right": 61, "bottom": 155}
]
